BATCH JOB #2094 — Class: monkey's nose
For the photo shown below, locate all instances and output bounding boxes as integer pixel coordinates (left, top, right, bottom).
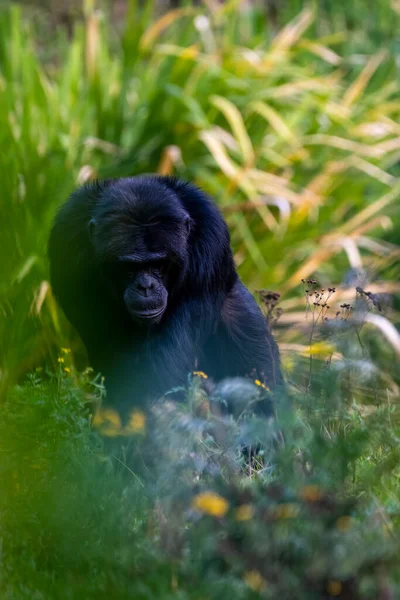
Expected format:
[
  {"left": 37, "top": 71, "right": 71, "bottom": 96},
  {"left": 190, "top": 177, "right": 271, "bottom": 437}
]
[{"left": 135, "top": 275, "right": 155, "bottom": 297}]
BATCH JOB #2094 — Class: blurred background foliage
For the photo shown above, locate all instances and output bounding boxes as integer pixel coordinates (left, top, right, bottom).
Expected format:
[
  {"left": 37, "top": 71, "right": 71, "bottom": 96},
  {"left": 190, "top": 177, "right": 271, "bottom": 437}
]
[{"left": 1, "top": 0, "right": 400, "bottom": 396}]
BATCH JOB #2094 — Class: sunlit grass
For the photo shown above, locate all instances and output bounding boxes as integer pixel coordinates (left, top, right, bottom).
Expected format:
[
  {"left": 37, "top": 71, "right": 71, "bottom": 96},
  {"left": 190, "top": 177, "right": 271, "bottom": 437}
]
[{"left": 1, "top": 3, "right": 400, "bottom": 391}]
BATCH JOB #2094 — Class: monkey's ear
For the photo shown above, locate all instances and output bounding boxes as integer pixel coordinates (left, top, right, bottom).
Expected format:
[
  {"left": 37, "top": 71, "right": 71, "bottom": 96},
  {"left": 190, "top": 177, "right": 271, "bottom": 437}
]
[{"left": 88, "top": 218, "right": 96, "bottom": 239}]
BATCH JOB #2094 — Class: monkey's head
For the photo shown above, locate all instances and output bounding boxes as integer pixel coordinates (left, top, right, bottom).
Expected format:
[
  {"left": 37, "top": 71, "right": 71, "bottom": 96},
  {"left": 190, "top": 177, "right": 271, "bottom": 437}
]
[{"left": 89, "top": 178, "right": 192, "bottom": 324}]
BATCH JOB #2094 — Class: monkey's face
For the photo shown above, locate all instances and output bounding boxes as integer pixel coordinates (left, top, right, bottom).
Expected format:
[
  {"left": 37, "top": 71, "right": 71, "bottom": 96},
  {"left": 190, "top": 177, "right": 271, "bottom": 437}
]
[
  {"left": 89, "top": 179, "right": 192, "bottom": 324},
  {"left": 113, "top": 257, "right": 169, "bottom": 324}
]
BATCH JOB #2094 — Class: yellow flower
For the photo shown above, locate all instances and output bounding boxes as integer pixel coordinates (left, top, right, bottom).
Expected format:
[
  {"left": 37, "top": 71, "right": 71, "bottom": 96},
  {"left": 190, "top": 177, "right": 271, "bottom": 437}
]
[
  {"left": 254, "top": 379, "right": 270, "bottom": 391},
  {"left": 299, "top": 485, "right": 324, "bottom": 502},
  {"left": 192, "top": 492, "right": 229, "bottom": 517},
  {"left": 125, "top": 410, "right": 146, "bottom": 435},
  {"left": 92, "top": 408, "right": 147, "bottom": 437},
  {"left": 61, "top": 348, "right": 71, "bottom": 354},
  {"left": 64, "top": 367, "right": 71, "bottom": 374},
  {"left": 92, "top": 408, "right": 122, "bottom": 437},
  {"left": 273, "top": 503, "right": 300, "bottom": 519},
  {"left": 101, "top": 409, "right": 121, "bottom": 427},
  {"left": 303, "top": 342, "right": 335, "bottom": 358},
  {"left": 336, "top": 516, "right": 352, "bottom": 533},
  {"left": 243, "top": 570, "right": 267, "bottom": 593},
  {"left": 57, "top": 357, "right": 65, "bottom": 364},
  {"left": 235, "top": 504, "right": 254, "bottom": 521},
  {"left": 327, "top": 580, "right": 342, "bottom": 596},
  {"left": 193, "top": 371, "right": 208, "bottom": 379}
]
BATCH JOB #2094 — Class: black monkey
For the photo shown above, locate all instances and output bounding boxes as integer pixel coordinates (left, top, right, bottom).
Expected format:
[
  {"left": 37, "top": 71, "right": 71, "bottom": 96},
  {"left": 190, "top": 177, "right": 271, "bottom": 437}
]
[{"left": 49, "top": 176, "right": 282, "bottom": 417}]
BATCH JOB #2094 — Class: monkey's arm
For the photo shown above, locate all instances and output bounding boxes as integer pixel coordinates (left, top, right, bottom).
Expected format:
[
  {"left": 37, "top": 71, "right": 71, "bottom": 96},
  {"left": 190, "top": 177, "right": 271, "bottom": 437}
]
[{"left": 219, "top": 280, "right": 282, "bottom": 389}]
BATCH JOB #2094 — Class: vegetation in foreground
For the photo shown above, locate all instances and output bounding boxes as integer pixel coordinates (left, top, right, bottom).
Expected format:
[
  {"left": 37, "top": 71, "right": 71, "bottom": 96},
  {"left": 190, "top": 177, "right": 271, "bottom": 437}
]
[{"left": 2, "top": 288, "right": 400, "bottom": 599}]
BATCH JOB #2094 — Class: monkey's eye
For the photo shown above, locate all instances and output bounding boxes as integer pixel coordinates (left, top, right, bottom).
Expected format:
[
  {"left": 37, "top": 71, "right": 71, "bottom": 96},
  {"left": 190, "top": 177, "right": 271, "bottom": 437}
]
[
  {"left": 106, "top": 261, "right": 136, "bottom": 280},
  {"left": 146, "top": 259, "right": 168, "bottom": 275}
]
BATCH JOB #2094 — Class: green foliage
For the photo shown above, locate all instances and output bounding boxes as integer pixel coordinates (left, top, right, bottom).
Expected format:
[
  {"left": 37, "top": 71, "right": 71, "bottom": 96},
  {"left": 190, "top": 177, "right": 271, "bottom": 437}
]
[
  {"left": 1, "top": 344, "right": 400, "bottom": 599},
  {"left": 0, "top": 370, "right": 166, "bottom": 599}
]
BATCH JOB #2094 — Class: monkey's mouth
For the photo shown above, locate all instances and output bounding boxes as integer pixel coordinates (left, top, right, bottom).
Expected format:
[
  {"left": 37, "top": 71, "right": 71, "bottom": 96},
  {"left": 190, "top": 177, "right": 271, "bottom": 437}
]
[
  {"left": 133, "top": 307, "right": 165, "bottom": 320},
  {"left": 124, "top": 288, "right": 168, "bottom": 323}
]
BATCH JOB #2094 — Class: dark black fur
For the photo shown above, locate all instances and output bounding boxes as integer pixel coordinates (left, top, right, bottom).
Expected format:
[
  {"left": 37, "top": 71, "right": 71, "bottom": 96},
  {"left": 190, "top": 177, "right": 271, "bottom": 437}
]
[{"left": 49, "top": 176, "right": 282, "bottom": 416}]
